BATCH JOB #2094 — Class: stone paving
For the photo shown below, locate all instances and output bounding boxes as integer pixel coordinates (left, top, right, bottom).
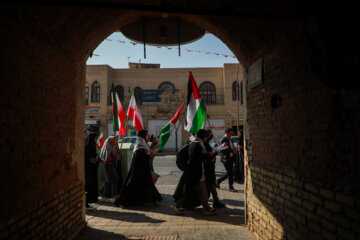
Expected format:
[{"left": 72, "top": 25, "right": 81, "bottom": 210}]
[{"left": 75, "top": 156, "right": 254, "bottom": 240}]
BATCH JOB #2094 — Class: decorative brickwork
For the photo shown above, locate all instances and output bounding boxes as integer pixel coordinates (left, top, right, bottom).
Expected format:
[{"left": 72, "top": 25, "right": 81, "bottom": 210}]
[{"left": 0, "top": 181, "right": 85, "bottom": 240}]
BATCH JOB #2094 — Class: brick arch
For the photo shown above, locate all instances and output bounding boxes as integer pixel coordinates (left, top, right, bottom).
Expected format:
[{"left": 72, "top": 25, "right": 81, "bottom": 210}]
[{"left": 1, "top": 2, "right": 360, "bottom": 240}]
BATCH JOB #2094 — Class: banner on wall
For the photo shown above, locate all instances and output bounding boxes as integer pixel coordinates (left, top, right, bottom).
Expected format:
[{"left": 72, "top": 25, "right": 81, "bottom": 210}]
[
  {"left": 203, "top": 119, "right": 225, "bottom": 142},
  {"left": 85, "top": 106, "right": 100, "bottom": 113},
  {"left": 142, "top": 89, "right": 179, "bottom": 105}
]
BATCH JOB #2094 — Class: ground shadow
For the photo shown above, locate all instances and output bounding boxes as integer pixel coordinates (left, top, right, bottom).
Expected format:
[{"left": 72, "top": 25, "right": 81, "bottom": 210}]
[
  {"left": 117, "top": 193, "right": 245, "bottom": 226},
  {"left": 86, "top": 208, "right": 165, "bottom": 224},
  {"left": 208, "top": 198, "right": 245, "bottom": 207},
  {"left": 74, "top": 227, "right": 139, "bottom": 240}
]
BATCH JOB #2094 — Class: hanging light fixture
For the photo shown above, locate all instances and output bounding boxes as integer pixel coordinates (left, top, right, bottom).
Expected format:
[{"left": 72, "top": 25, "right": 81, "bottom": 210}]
[{"left": 120, "top": 14, "right": 206, "bottom": 58}]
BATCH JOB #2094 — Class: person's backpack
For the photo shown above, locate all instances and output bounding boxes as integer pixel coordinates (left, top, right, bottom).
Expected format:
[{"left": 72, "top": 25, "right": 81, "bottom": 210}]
[{"left": 176, "top": 143, "right": 191, "bottom": 171}]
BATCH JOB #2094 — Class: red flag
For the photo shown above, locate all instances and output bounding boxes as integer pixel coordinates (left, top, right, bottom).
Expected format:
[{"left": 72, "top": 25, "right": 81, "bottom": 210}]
[
  {"left": 127, "top": 91, "right": 144, "bottom": 131},
  {"left": 111, "top": 83, "right": 126, "bottom": 135}
]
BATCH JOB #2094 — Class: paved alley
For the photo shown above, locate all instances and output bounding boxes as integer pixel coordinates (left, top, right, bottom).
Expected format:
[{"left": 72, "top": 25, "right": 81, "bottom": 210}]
[{"left": 75, "top": 155, "right": 254, "bottom": 240}]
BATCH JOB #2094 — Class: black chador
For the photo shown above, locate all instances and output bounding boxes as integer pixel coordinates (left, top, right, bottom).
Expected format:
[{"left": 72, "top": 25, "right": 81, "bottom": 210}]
[
  {"left": 173, "top": 135, "right": 210, "bottom": 209},
  {"left": 115, "top": 130, "right": 162, "bottom": 207},
  {"left": 84, "top": 132, "right": 99, "bottom": 206}
]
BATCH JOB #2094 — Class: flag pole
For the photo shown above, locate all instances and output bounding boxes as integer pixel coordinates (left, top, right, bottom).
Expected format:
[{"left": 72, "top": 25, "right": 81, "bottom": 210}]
[
  {"left": 119, "top": 115, "right": 129, "bottom": 151},
  {"left": 205, "top": 116, "right": 218, "bottom": 144},
  {"left": 175, "top": 92, "right": 186, "bottom": 133},
  {"left": 158, "top": 101, "right": 185, "bottom": 151}
]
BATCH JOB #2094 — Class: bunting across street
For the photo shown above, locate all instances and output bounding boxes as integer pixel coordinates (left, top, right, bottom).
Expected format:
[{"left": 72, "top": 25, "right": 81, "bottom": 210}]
[
  {"left": 184, "top": 71, "right": 207, "bottom": 134},
  {"left": 103, "top": 38, "right": 237, "bottom": 59},
  {"left": 158, "top": 103, "right": 184, "bottom": 151},
  {"left": 111, "top": 83, "right": 126, "bottom": 135}
]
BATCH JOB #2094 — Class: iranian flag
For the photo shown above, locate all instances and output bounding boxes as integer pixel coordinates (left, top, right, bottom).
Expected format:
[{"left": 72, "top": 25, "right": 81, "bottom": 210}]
[
  {"left": 127, "top": 90, "right": 144, "bottom": 131},
  {"left": 111, "top": 83, "right": 126, "bottom": 135},
  {"left": 96, "top": 132, "right": 104, "bottom": 150},
  {"left": 158, "top": 103, "right": 184, "bottom": 151},
  {"left": 184, "top": 71, "right": 207, "bottom": 134}
]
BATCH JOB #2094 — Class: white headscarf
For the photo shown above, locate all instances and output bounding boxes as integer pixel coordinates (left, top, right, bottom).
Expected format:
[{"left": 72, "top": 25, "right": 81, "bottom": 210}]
[
  {"left": 133, "top": 136, "right": 150, "bottom": 154},
  {"left": 99, "top": 136, "right": 119, "bottom": 161}
]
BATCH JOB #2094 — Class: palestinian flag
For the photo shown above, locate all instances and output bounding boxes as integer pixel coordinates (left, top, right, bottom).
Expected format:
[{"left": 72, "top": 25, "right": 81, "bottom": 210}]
[
  {"left": 158, "top": 103, "right": 184, "bottom": 151},
  {"left": 184, "top": 71, "right": 206, "bottom": 134},
  {"left": 127, "top": 90, "right": 144, "bottom": 131},
  {"left": 111, "top": 83, "right": 126, "bottom": 134}
]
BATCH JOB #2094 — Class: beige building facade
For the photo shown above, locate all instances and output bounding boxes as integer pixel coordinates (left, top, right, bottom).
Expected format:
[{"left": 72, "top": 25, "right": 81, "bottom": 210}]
[{"left": 85, "top": 63, "right": 245, "bottom": 149}]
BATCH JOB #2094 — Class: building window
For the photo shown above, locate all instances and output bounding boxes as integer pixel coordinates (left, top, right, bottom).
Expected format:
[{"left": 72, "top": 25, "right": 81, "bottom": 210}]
[
  {"left": 232, "top": 81, "right": 239, "bottom": 101},
  {"left": 232, "top": 81, "right": 243, "bottom": 103},
  {"left": 199, "top": 81, "right": 216, "bottom": 104},
  {"left": 116, "top": 85, "right": 124, "bottom": 102},
  {"left": 108, "top": 85, "right": 124, "bottom": 105},
  {"left": 85, "top": 82, "right": 89, "bottom": 105},
  {"left": 158, "top": 82, "right": 175, "bottom": 91},
  {"left": 134, "top": 86, "right": 142, "bottom": 105},
  {"left": 91, "top": 81, "right": 100, "bottom": 102}
]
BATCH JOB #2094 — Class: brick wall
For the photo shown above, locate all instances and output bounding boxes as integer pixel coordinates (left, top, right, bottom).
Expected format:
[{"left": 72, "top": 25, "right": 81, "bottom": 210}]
[
  {"left": 0, "top": 181, "right": 85, "bottom": 240},
  {"left": 244, "top": 21, "right": 360, "bottom": 239},
  {"left": 0, "top": 6, "right": 86, "bottom": 239},
  {"left": 2, "top": 3, "right": 360, "bottom": 240},
  {"left": 246, "top": 161, "right": 360, "bottom": 239}
]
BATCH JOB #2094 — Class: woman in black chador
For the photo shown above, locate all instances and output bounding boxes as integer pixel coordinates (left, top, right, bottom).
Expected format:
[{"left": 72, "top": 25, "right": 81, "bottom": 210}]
[
  {"left": 114, "top": 130, "right": 162, "bottom": 207},
  {"left": 172, "top": 129, "right": 217, "bottom": 215},
  {"left": 84, "top": 132, "right": 99, "bottom": 207}
]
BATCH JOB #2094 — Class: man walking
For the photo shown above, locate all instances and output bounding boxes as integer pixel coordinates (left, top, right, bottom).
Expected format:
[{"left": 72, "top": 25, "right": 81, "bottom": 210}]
[
  {"left": 234, "top": 130, "right": 244, "bottom": 183},
  {"left": 216, "top": 128, "right": 237, "bottom": 192}
]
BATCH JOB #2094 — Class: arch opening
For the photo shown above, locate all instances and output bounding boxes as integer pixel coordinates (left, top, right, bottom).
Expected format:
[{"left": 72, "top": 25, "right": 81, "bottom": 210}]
[{"left": 2, "top": 2, "right": 360, "bottom": 240}]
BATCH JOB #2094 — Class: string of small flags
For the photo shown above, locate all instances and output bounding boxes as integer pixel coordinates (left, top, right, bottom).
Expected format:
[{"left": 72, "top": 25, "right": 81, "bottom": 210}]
[{"left": 104, "top": 38, "right": 237, "bottom": 59}]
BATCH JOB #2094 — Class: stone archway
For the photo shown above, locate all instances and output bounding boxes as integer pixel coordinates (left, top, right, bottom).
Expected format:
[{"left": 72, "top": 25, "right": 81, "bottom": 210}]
[{"left": 1, "top": 2, "right": 360, "bottom": 240}]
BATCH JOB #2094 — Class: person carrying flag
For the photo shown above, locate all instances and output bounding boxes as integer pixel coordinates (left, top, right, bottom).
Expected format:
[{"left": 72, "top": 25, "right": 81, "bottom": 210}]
[{"left": 172, "top": 72, "right": 217, "bottom": 215}]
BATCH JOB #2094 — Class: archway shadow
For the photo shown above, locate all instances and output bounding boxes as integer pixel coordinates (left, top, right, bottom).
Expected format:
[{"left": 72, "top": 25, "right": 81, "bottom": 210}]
[
  {"left": 86, "top": 208, "right": 165, "bottom": 224},
  {"left": 74, "top": 226, "right": 140, "bottom": 240}
]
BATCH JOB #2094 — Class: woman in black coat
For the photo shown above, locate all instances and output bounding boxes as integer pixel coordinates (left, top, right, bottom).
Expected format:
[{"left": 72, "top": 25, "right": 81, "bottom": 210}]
[
  {"left": 85, "top": 132, "right": 99, "bottom": 207},
  {"left": 114, "top": 130, "right": 162, "bottom": 207}
]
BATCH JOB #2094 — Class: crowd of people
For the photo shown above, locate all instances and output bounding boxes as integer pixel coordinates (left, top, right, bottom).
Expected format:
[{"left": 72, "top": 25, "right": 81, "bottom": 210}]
[{"left": 84, "top": 127, "right": 244, "bottom": 216}]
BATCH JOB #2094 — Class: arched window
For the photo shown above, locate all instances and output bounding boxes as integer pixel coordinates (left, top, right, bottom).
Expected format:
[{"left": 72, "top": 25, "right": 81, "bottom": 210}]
[
  {"left": 116, "top": 85, "right": 124, "bottom": 102},
  {"left": 158, "top": 82, "right": 175, "bottom": 91},
  {"left": 134, "top": 86, "right": 142, "bottom": 105},
  {"left": 232, "top": 81, "right": 239, "bottom": 101},
  {"left": 91, "top": 81, "right": 100, "bottom": 102},
  {"left": 199, "top": 81, "right": 216, "bottom": 104},
  {"left": 85, "top": 82, "right": 89, "bottom": 105}
]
